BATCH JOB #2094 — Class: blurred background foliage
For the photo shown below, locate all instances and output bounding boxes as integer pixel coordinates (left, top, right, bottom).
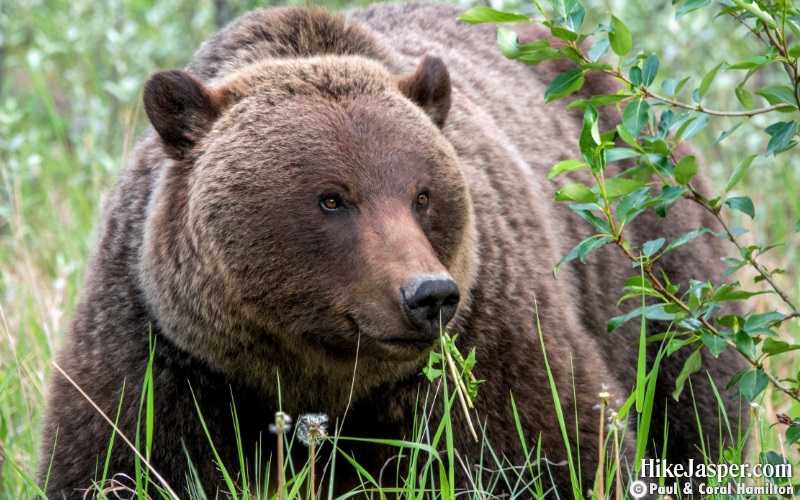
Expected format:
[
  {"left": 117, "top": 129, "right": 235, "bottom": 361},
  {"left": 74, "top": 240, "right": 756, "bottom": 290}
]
[{"left": 1, "top": 0, "right": 798, "bottom": 497}]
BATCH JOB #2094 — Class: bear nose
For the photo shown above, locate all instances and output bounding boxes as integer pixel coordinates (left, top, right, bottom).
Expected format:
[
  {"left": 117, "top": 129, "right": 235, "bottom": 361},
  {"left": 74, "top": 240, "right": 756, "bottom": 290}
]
[{"left": 401, "top": 273, "right": 460, "bottom": 338}]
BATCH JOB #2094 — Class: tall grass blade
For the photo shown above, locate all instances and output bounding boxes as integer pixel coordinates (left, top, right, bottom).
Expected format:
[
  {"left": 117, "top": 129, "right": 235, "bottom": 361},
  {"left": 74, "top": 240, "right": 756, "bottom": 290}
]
[{"left": 533, "top": 299, "right": 581, "bottom": 497}]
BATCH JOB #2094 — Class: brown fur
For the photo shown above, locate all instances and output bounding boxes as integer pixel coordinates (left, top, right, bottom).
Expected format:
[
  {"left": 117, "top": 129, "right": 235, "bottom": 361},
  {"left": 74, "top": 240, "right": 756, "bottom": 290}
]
[{"left": 39, "top": 5, "right": 747, "bottom": 497}]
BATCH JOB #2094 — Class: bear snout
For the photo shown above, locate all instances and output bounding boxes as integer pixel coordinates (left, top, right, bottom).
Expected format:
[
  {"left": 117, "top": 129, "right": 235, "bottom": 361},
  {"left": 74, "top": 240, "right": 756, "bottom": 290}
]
[{"left": 400, "top": 272, "right": 460, "bottom": 339}]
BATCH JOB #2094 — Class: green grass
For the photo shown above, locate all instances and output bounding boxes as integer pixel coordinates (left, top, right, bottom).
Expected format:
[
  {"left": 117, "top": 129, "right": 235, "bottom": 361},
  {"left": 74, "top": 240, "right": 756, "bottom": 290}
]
[{"left": 2, "top": 0, "right": 800, "bottom": 498}]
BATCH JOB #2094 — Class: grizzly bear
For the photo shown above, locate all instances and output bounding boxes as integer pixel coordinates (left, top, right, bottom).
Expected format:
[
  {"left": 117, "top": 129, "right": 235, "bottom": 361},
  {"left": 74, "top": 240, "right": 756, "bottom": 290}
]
[{"left": 39, "top": 3, "right": 747, "bottom": 497}]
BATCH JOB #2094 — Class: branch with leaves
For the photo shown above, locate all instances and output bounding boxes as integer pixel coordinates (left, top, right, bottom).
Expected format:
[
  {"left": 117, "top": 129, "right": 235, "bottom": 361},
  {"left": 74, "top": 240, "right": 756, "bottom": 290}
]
[{"left": 459, "top": 0, "right": 800, "bottom": 413}]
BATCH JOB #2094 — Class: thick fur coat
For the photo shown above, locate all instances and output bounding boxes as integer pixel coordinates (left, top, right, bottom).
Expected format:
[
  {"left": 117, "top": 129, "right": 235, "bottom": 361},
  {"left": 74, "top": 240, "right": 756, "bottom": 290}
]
[{"left": 40, "top": 4, "right": 747, "bottom": 497}]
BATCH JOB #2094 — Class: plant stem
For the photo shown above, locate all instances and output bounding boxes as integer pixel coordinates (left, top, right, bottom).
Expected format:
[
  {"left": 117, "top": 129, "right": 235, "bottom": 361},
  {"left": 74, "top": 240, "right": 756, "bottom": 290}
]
[
  {"left": 575, "top": 50, "right": 795, "bottom": 116},
  {"left": 278, "top": 430, "right": 285, "bottom": 500},
  {"left": 613, "top": 424, "right": 621, "bottom": 500},
  {"left": 443, "top": 336, "right": 479, "bottom": 441},
  {"left": 310, "top": 441, "right": 316, "bottom": 500},
  {"left": 595, "top": 394, "right": 607, "bottom": 500}
]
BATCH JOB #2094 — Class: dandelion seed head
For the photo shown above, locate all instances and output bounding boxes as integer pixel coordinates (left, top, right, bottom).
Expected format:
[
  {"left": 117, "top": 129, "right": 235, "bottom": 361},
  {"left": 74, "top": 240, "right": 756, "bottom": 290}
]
[
  {"left": 297, "top": 413, "right": 329, "bottom": 447},
  {"left": 269, "top": 411, "right": 292, "bottom": 435}
]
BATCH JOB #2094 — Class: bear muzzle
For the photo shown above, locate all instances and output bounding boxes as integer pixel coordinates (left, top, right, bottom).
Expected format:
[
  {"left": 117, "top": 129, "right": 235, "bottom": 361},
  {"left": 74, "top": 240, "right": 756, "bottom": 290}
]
[{"left": 400, "top": 272, "right": 460, "bottom": 341}]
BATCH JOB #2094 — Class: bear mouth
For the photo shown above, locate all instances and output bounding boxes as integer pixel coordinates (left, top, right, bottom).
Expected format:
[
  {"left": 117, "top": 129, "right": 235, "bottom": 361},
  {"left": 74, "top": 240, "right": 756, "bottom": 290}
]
[
  {"left": 380, "top": 337, "right": 437, "bottom": 351},
  {"left": 345, "top": 314, "right": 437, "bottom": 355}
]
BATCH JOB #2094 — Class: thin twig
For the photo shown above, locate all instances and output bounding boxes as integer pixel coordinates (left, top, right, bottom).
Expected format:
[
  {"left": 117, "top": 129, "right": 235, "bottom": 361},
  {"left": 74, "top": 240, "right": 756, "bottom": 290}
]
[
  {"left": 575, "top": 45, "right": 795, "bottom": 116},
  {"left": 692, "top": 194, "right": 800, "bottom": 315}
]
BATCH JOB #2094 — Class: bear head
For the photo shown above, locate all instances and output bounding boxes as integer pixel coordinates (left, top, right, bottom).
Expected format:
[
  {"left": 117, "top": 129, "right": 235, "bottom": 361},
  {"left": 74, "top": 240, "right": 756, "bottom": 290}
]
[{"left": 138, "top": 55, "right": 478, "bottom": 405}]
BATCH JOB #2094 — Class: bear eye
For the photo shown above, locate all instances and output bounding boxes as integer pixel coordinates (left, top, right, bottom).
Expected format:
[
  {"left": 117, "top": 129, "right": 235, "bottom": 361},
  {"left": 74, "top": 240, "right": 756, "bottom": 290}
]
[
  {"left": 416, "top": 192, "right": 429, "bottom": 208},
  {"left": 320, "top": 195, "right": 342, "bottom": 212}
]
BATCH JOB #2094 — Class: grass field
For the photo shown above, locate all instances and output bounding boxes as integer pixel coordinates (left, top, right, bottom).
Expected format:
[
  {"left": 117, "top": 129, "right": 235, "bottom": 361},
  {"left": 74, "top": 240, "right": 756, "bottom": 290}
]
[{"left": 2, "top": 0, "right": 799, "bottom": 498}]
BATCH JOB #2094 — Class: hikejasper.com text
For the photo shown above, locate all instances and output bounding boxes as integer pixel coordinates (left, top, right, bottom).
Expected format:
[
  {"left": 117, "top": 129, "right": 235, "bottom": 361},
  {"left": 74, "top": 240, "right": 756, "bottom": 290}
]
[{"left": 640, "top": 458, "right": 793, "bottom": 482}]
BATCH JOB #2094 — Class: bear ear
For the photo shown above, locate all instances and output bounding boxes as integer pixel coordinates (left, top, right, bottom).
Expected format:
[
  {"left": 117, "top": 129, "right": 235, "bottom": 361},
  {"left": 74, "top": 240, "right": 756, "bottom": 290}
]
[
  {"left": 143, "top": 70, "right": 231, "bottom": 161},
  {"left": 397, "top": 55, "right": 452, "bottom": 128}
]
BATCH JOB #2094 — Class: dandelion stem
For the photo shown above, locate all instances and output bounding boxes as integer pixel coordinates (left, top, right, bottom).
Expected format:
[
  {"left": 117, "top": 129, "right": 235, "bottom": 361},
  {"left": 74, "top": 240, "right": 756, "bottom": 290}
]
[
  {"left": 613, "top": 422, "right": 621, "bottom": 500},
  {"left": 277, "top": 430, "right": 284, "bottom": 500},
  {"left": 310, "top": 441, "right": 316, "bottom": 500},
  {"left": 595, "top": 393, "right": 607, "bottom": 500}
]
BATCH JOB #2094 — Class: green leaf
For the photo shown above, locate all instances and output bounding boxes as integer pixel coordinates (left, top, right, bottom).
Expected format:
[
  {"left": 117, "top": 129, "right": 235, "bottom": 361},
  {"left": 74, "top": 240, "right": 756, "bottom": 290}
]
[
  {"left": 762, "top": 338, "right": 800, "bottom": 356},
  {"left": 548, "top": 160, "right": 586, "bottom": 180},
  {"left": 738, "top": 369, "right": 769, "bottom": 402},
  {"left": 642, "top": 238, "right": 665, "bottom": 258},
  {"left": 496, "top": 26, "right": 522, "bottom": 60},
  {"left": 667, "top": 336, "right": 696, "bottom": 356},
  {"left": 555, "top": 183, "right": 597, "bottom": 203},
  {"left": 496, "top": 27, "right": 555, "bottom": 64},
  {"left": 765, "top": 120, "right": 797, "bottom": 156},
  {"left": 699, "top": 62, "right": 723, "bottom": 100},
  {"left": 545, "top": 69, "right": 585, "bottom": 102},
  {"left": 547, "top": 0, "right": 579, "bottom": 21},
  {"left": 554, "top": 235, "right": 613, "bottom": 276},
  {"left": 754, "top": 85, "right": 798, "bottom": 108},
  {"left": 606, "top": 147, "right": 639, "bottom": 162},
  {"left": 661, "top": 77, "right": 690, "bottom": 98},
  {"left": 603, "top": 178, "right": 645, "bottom": 202},
  {"left": 641, "top": 54, "right": 659, "bottom": 87},
  {"left": 713, "top": 284, "right": 767, "bottom": 302},
  {"left": 579, "top": 104, "right": 600, "bottom": 165},
  {"left": 573, "top": 208, "right": 612, "bottom": 234},
  {"left": 551, "top": 26, "right": 578, "bottom": 41},
  {"left": 674, "top": 156, "right": 698, "bottom": 185},
  {"left": 517, "top": 47, "right": 565, "bottom": 66},
  {"left": 588, "top": 39, "right": 610, "bottom": 62},
  {"left": 458, "top": 7, "right": 530, "bottom": 24},
  {"left": 607, "top": 304, "right": 674, "bottom": 332},
  {"left": 616, "top": 186, "right": 651, "bottom": 221},
  {"left": 608, "top": 15, "right": 632, "bottom": 56},
  {"left": 789, "top": 45, "right": 800, "bottom": 59},
  {"left": 622, "top": 97, "right": 651, "bottom": 137},
  {"left": 735, "top": 331, "right": 755, "bottom": 359},
  {"left": 726, "top": 55, "right": 773, "bottom": 70},
  {"left": 655, "top": 185, "right": 687, "bottom": 217},
  {"left": 786, "top": 427, "right": 800, "bottom": 446},
  {"left": 629, "top": 66, "right": 642, "bottom": 87},
  {"left": 564, "top": 4, "right": 585, "bottom": 32},
  {"left": 672, "top": 349, "right": 702, "bottom": 400},
  {"left": 615, "top": 124, "right": 638, "bottom": 146},
  {"left": 676, "top": 0, "right": 711, "bottom": 20},
  {"left": 724, "top": 196, "right": 755, "bottom": 218},
  {"left": 712, "top": 122, "right": 743, "bottom": 145},
  {"left": 675, "top": 113, "right": 708, "bottom": 140},
  {"left": 701, "top": 333, "right": 727, "bottom": 357},
  {"left": 735, "top": 86, "right": 754, "bottom": 110},
  {"left": 745, "top": 311, "right": 785, "bottom": 332},
  {"left": 795, "top": 220, "right": 800, "bottom": 233},
  {"left": 663, "top": 227, "right": 712, "bottom": 253},
  {"left": 725, "top": 155, "right": 756, "bottom": 192}
]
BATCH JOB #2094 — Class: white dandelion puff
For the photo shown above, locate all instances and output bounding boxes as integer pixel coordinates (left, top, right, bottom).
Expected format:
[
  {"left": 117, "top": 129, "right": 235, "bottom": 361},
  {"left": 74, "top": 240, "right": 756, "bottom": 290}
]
[
  {"left": 269, "top": 411, "right": 292, "bottom": 435},
  {"left": 296, "top": 413, "right": 329, "bottom": 447}
]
